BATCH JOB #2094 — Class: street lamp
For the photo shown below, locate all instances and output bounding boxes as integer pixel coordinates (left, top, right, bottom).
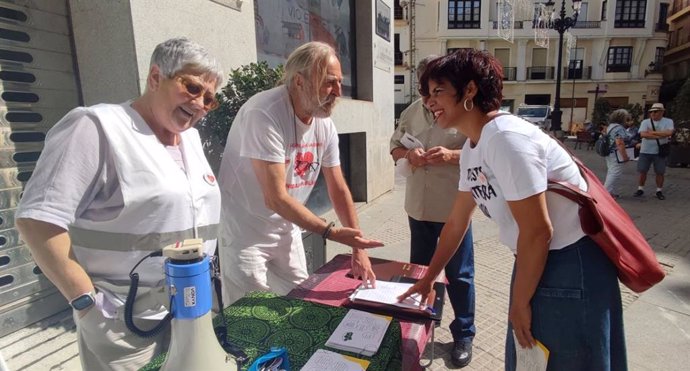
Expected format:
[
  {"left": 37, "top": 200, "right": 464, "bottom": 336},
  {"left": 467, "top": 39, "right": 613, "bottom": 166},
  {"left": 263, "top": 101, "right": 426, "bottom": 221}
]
[{"left": 546, "top": 0, "right": 582, "bottom": 136}]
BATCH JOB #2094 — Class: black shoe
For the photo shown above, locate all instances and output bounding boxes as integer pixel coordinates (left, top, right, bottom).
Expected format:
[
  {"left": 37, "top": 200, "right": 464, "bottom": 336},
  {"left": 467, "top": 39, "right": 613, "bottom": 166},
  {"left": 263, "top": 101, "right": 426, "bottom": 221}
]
[
  {"left": 633, "top": 189, "right": 644, "bottom": 197},
  {"left": 451, "top": 340, "right": 472, "bottom": 368},
  {"left": 656, "top": 191, "right": 665, "bottom": 200}
]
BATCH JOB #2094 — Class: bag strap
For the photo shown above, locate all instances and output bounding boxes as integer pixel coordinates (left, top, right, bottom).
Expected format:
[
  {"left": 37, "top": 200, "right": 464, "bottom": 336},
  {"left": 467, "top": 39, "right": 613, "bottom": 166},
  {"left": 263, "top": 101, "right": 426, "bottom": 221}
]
[
  {"left": 545, "top": 133, "right": 593, "bottom": 205},
  {"left": 650, "top": 120, "right": 663, "bottom": 148}
]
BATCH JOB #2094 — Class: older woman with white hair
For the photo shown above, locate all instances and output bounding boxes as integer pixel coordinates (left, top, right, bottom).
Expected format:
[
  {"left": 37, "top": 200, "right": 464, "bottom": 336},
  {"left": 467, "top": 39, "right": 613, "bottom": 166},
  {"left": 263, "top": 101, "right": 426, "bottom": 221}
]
[
  {"left": 603, "top": 108, "right": 634, "bottom": 198},
  {"left": 16, "top": 37, "right": 223, "bottom": 370}
]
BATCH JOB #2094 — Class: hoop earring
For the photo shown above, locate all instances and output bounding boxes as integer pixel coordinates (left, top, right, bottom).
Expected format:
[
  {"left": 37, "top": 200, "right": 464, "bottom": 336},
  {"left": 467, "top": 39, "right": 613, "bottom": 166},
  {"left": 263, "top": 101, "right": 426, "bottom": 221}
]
[{"left": 463, "top": 99, "right": 474, "bottom": 112}]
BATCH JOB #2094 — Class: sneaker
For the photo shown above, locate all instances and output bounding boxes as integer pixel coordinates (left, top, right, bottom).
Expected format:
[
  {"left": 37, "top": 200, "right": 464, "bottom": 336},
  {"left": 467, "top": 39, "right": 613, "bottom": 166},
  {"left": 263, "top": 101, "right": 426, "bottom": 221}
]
[
  {"left": 633, "top": 189, "right": 644, "bottom": 197},
  {"left": 656, "top": 191, "right": 665, "bottom": 200},
  {"left": 451, "top": 340, "right": 472, "bottom": 368}
]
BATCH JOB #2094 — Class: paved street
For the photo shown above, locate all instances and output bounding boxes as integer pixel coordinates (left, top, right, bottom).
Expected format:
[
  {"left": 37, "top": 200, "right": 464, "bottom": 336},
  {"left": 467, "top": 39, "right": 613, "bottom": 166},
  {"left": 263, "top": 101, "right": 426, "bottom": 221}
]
[{"left": 2, "top": 143, "right": 689, "bottom": 370}]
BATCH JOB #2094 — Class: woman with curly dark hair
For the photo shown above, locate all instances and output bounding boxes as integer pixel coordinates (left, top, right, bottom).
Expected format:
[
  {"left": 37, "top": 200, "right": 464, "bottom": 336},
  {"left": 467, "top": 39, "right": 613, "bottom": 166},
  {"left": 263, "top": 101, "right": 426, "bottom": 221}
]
[{"left": 399, "top": 49, "right": 627, "bottom": 371}]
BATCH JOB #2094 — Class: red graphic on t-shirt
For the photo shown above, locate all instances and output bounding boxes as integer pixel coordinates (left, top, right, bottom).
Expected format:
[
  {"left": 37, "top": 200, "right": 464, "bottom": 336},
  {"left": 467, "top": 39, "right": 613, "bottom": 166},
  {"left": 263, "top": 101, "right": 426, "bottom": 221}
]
[{"left": 294, "top": 151, "right": 317, "bottom": 178}]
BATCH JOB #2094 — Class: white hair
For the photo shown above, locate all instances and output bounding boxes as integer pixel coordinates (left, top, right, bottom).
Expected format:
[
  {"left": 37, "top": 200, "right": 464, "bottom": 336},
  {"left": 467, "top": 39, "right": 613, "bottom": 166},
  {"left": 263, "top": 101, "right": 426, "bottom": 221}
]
[{"left": 149, "top": 37, "right": 224, "bottom": 88}]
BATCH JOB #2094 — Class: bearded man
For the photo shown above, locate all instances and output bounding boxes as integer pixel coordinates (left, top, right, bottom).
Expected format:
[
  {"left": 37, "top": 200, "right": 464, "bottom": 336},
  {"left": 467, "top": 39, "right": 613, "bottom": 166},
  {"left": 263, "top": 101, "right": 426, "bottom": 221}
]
[{"left": 217, "top": 42, "right": 383, "bottom": 304}]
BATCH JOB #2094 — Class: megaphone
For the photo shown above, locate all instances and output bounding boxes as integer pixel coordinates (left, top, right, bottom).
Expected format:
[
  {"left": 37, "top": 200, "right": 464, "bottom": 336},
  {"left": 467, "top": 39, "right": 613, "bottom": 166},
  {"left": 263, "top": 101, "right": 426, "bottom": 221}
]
[{"left": 159, "top": 239, "right": 237, "bottom": 371}]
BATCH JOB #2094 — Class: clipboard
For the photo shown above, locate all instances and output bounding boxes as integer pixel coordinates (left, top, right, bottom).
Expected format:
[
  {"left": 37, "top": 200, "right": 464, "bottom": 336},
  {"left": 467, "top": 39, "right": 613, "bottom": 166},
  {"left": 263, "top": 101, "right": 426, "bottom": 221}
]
[
  {"left": 345, "top": 277, "right": 445, "bottom": 322},
  {"left": 615, "top": 147, "right": 635, "bottom": 163},
  {"left": 392, "top": 275, "right": 445, "bottom": 321}
]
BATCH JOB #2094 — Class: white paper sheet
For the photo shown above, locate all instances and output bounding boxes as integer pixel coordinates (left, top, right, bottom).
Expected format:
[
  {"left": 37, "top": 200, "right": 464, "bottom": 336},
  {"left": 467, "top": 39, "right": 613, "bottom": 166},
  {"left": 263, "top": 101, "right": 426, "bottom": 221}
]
[
  {"left": 301, "top": 349, "right": 370, "bottom": 371},
  {"left": 513, "top": 332, "right": 549, "bottom": 371},
  {"left": 400, "top": 132, "right": 424, "bottom": 150},
  {"left": 350, "top": 280, "right": 423, "bottom": 310}
]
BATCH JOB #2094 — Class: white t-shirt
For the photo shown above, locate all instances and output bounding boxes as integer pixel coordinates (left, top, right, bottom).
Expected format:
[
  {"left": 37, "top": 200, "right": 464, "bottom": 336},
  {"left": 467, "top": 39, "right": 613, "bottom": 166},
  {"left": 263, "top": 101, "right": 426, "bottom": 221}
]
[
  {"left": 458, "top": 115, "right": 587, "bottom": 253},
  {"left": 218, "top": 86, "right": 340, "bottom": 247}
]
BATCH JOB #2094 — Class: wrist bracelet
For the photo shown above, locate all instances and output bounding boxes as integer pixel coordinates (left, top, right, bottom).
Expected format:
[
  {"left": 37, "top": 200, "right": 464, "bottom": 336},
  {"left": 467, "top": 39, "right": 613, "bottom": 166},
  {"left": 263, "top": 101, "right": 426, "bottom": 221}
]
[{"left": 322, "top": 221, "right": 336, "bottom": 240}]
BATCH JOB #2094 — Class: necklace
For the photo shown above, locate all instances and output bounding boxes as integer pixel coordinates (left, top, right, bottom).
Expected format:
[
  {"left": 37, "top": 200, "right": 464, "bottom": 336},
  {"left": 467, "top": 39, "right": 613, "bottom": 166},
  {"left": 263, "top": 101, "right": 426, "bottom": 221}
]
[
  {"left": 287, "top": 90, "right": 320, "bottom": 175},
  {"left": 288, "top": 92, "right": 299, "bottom": 151}
]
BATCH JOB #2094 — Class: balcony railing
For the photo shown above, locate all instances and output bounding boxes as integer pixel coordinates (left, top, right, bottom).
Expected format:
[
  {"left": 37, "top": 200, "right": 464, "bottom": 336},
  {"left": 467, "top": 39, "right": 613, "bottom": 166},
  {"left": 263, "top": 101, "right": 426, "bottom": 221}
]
[
  {"left": 614, "top": 19, "right": 646, "bottom": 28},
  {"left": 527, "top": 66, "right": 555, "bottom": 80},
  {"left": 394, "top": 51, "right": 403, "bottom": 66},
  {"left": 492, "top": 21, "right": 524, "bottom": 29},
  {"left": 563, "top": 66, "right": 592, "bottom": 80},
  {"left": 503, "top": 67, "right": 517, "bottom": 81},
  {"left": 572, "top": 20, "right": 601, "bottom": 28}
]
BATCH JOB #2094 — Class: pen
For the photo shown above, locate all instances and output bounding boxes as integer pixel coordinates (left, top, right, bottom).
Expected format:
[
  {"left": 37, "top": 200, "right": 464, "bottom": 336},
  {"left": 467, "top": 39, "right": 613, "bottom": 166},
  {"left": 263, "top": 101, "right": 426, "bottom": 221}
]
[{"left": 406, "top": 296, "right": 435, "bottom": 314}]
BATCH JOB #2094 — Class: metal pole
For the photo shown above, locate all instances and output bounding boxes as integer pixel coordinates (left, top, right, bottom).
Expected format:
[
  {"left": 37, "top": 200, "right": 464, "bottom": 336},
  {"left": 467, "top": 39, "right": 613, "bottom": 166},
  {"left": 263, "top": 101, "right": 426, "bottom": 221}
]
[
  {"left": 552, "top": 0, "right": 567, "bottom": 134},
  {"left": 569, "top": 38, "right": 577, "bottom": 129}
]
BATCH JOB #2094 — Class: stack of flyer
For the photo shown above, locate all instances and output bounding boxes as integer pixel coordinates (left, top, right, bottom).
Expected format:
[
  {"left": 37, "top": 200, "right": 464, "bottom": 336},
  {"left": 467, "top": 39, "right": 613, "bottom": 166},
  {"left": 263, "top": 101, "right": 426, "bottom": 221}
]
[
  {"left": 301, "top": 349, "right": 370, "bottom": 371},
  {"left": 325, "top": 309, "right": 392, "bottom": 357}
]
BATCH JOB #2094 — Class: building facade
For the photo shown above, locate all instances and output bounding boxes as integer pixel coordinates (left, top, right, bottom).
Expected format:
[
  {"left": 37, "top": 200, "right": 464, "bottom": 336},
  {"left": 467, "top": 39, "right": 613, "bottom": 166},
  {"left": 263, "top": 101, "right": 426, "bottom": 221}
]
[
  {"left": 395, "top": 0, "right": 670, "bottom": 130},
  {"left": 0, "top": 0, "right": 395, "bottom": 344},
  {"left": 663, "top": 0, "right": 690, "bottom": 90}
]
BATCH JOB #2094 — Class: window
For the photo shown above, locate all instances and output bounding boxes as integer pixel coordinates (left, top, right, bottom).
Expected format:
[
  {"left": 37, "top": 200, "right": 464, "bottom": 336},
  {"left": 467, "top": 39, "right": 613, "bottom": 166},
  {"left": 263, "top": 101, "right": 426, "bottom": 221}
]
[
  {"left": 395, "top": 75, "right": 405, "bottom": 84},
  {"left": 568, "top": 48, "right": 585, "bottom": 79},
  {"left": 394, "top": 0, "right": 403, "bottom": 19},
  {"left": 601, "top": 0, "right": 607, "bottom": 20},
  {"left": 614, "top": 0, "right": 646, "bottom": 28},
  {"left": 607, "top": 47, "right": 632, "bottom": 72},
  {"left": 654, "top": 47, "right": 665, "bottom": 70},
  {"left": 394, "top": 34, "right": 402, "bottom": 65},
  {"left": 533, "top": 3, "right": 551, "bottom": 28},
  {"left": 657, "top": 2, "right": 669, "bottom": 31},
  {"left": 579, "top": 2, "right": 589, "bottom": 21},
  {"left": 448, "top": 0, "right": 481, "bottom": 29}
]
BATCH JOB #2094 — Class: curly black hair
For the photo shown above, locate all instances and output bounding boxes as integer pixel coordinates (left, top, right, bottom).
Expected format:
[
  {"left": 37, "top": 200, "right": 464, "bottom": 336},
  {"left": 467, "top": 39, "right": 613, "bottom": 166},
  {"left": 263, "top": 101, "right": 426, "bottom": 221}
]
[{"left": 419, "top": 49, "right": 504, "bottom": 113}]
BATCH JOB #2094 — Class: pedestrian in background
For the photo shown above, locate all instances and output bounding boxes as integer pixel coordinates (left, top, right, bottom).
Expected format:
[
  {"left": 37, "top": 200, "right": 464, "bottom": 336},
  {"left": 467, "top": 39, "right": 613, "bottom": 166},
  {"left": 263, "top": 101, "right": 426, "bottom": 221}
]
[
  {"left": 603, "top": 109, "right": 633, "bottom": 198},
  {"left": 634, "top": 103, "right": 674, "bottom": 200},
  {"left": 390, "top": 55, "right": 476, "bottom": 368}
]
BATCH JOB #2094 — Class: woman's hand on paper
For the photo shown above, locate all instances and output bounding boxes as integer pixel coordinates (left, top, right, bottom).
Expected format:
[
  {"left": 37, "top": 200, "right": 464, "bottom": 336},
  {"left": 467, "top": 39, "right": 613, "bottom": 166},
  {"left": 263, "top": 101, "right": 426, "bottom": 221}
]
[
  {"left": 396, "top": 276, "right": 435, "bottom": 308},
  {"left": 509, "top": 302, "right": 536, "bottom": 349}
]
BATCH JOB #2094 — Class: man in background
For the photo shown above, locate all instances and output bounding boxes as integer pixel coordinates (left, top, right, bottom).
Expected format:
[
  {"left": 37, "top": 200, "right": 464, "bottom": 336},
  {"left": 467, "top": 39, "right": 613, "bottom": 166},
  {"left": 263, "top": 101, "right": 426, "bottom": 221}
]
[
  {"left": 389, "top": 55, "right": 476, "bottom": 368},
  {"left": 634, "top": 103, "right": 674, "bottom": 200}
]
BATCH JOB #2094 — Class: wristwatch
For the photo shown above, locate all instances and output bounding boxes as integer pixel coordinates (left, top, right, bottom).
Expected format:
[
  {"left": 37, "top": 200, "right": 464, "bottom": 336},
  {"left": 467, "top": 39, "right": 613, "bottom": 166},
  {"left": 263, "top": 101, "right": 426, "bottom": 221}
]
[{"left": 69, "top": 292, "right": 96, "bottom": 311}]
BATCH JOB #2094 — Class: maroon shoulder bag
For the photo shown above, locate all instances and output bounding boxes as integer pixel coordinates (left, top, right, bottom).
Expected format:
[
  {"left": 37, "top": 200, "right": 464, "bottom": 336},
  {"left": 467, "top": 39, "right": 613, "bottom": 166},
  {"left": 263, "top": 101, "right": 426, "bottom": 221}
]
[{"left": 548, "top": 141, "right": 665, "bottom": 293}]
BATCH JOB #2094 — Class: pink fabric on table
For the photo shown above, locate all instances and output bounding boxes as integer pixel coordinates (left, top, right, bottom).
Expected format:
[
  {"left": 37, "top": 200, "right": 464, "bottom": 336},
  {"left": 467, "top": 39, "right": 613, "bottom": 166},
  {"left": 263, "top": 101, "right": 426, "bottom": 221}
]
[{"left": 288, "top": 254, "right": 433, "bottom": 371}]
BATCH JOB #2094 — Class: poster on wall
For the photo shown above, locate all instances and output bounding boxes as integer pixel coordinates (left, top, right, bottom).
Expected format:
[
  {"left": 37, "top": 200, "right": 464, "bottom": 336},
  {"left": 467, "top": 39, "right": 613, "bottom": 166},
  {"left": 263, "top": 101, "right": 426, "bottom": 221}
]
[
  {"left": 375, "top": 0, "right": 390, "bottom": 41},
  {"left": 254, "top": 0, "right": 355, "bottom": 96}
]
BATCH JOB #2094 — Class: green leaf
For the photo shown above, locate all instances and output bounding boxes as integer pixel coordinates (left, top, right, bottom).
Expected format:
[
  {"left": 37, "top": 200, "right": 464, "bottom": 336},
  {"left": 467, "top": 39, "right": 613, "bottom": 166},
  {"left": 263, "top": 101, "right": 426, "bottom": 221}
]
[{"left": 199, "top": 61, "right": 284, "bottom": 147}]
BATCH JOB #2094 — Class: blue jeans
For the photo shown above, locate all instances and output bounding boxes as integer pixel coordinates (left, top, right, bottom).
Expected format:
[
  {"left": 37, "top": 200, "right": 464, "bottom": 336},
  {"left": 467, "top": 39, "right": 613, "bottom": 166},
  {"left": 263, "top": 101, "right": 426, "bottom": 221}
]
[
  {"left": 408, "top": 217, "right": 475, "bottom": 342},
  {"left": 505, "top": 237, "right": 627, "bottom": 371}
]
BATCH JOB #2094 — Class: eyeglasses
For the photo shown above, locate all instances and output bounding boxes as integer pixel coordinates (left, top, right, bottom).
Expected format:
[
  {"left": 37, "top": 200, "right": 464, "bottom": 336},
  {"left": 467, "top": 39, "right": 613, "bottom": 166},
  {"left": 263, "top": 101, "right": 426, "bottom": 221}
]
[{"left": 175, "top": 76, "right": 219, "bottom": 111}]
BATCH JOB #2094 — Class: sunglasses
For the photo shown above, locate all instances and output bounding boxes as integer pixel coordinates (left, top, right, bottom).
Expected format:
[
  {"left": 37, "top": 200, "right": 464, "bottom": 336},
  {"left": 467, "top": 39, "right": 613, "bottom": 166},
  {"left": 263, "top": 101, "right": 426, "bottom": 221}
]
[{"left": 175, "top": 76, "right": 219, "bottom": 111}]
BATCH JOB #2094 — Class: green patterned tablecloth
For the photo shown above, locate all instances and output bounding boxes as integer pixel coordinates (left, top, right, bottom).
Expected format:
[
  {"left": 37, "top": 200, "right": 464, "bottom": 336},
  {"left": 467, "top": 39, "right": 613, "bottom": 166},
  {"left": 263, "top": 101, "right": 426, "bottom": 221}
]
[{"left": 140, "top": 291, "right": 402, "bottom": 371}]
